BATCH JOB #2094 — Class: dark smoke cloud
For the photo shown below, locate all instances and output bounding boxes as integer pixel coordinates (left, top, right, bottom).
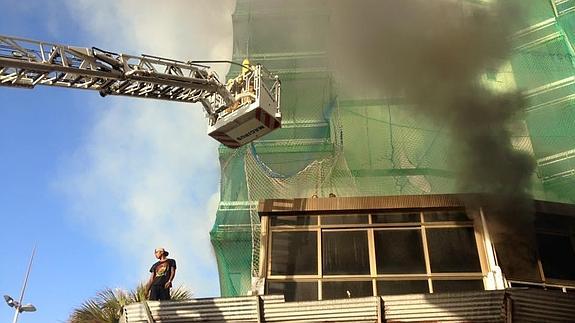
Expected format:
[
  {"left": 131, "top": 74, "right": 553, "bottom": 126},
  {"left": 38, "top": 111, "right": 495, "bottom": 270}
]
[{"left": 329, "top": 0, "right": 538, "bottom": 279}]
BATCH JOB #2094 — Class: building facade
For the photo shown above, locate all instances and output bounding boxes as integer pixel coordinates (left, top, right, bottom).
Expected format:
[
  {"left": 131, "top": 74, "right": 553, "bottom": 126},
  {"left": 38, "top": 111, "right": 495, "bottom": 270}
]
[
  {"left": 210, "top": 0, "right": 575, "bottom": 298},
  {"left": 257, "top": 194, "right": 575, "bottom": 301}
]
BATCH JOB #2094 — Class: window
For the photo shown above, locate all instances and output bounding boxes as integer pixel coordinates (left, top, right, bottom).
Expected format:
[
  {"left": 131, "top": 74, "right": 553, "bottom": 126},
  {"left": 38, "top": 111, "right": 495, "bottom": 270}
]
[
  {"left": 321, "top": 214, "right": 369, "bottom": 225},
  {"left": 377, "top": 280, "right": 429, "bottom": 295},
  {"left": 505, "top": 212, "right": 575, "bottom": 290},
  {"left": 425, "top": 210, "right": 469, "bottom": 222},
  {"left": 322, "top": 281, "right": 373, "bottom": 300},
  {"left": 374, "top": 229, "right": 426, "bottom": 274},
  {"left": 270, "top": 231, "right": 317, "bottom": 275},
  {"left": 432, "top": 280, "right": 484, "bottom": 293},
  {"left": 426, "top": 228, "right": 482, "bottom": 273},
  {"left": 532, "top": 212, "right": 575, "bottom": 284},
  {"left": 266, "top": 209, "right": 485, "bottom": 300},
  {"left": 537, "top": 233, "right": 575, "bottom": 281},
  {"left": 271, "top": 215, "right": 317, "bottom": 226},
  {"left": 373, "top": 212, "right": 420, "bottom": 223},
  {"left": 323, "top": 231, "right": 370, "bottom": 275},
  {"left": 267, "top": 281, "right": 318, "bottom": 302}
]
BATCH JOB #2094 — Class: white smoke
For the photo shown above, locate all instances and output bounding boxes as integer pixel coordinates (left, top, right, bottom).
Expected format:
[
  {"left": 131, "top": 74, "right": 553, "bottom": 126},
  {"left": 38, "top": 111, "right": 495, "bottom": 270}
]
[{"left": 56, "top": 0, "right": 236, "bottom": 296}]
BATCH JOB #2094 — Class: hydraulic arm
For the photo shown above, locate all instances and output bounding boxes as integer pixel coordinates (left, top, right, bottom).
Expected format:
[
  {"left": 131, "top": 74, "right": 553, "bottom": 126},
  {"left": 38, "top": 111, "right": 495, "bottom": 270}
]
[{"left": 0, "top": 34, "right": 281, "bottom": 147}]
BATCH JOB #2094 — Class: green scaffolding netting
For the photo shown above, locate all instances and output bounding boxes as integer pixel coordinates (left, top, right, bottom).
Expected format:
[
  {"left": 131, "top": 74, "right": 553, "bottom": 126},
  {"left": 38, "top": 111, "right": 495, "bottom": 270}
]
[{"left": 210, "top": 0, "right": 575, "bottom": 296}]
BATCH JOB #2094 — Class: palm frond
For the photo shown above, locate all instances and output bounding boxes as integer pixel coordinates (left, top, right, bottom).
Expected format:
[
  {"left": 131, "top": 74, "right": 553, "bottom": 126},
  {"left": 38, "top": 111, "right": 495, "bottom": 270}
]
[
  {"left": 69, "top": 288, "right": 124, "bottom": 323},
  {"left": 68, "top": 283, "right": 193, "bottom": 323},
  {"left": 170, "top": 285, "right": 193, "bottom": 300},
  {"left": 130, "top": 283, "right": 148, "bottom": 302}
]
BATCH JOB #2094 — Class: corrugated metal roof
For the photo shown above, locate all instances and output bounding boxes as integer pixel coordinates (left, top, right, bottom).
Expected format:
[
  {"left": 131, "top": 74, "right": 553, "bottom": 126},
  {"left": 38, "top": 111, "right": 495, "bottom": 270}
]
[
  {"left": 122, "top": 295, "right": 284, "bottom": 323},
  {"left": 382, "top": 290, "right": 506, "bottom": 322},
  {"left": 508, "top": 288, "right": 575, "bottom": 323},
  {"left": 262, "top": 296, "right": 381, "bottom": 322},
  {"left": 121, "top": 289, "right": 575, "bottom": 323}
]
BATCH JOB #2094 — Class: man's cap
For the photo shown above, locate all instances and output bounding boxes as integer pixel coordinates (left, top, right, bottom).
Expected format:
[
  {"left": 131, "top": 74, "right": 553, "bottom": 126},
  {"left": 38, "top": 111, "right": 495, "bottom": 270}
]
[{"left": 155, "top": 247, "right": 169, "bottom": 256}]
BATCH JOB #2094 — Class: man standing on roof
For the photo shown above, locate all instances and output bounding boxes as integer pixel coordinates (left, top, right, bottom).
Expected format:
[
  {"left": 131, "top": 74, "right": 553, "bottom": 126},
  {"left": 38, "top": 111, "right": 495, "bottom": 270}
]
[{"left": 146, "top": 247, "right": 177, "bottom": 301}]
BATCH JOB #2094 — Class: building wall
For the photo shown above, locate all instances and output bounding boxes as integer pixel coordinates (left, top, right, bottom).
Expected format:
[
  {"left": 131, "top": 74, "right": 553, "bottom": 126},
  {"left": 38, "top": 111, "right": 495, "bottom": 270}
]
[
  {"left": 511, "top": 0, "right": 575, "bottom": 202},
  {"left": 211, "top": 0, "right": 575, "bottom": 296}
]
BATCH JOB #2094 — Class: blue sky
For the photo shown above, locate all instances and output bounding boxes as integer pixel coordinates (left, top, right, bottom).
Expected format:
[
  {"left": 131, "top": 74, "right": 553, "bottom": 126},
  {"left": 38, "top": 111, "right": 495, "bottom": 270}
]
[{"left": 0, "top": 1, "right": 235, "bottom": 321}]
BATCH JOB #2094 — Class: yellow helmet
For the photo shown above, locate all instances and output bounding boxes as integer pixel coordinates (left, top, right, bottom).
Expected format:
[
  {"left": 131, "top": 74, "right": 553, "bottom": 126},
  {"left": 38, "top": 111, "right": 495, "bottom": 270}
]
[{"left": 242, "top": 58, "right": 251, "bottom": 74}]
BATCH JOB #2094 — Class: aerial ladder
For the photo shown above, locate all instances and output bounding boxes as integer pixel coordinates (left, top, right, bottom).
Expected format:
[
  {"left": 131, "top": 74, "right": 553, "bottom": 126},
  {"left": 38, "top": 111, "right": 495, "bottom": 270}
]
[{"left": 0, "top": 34, "right": 281, "bottom": 148}]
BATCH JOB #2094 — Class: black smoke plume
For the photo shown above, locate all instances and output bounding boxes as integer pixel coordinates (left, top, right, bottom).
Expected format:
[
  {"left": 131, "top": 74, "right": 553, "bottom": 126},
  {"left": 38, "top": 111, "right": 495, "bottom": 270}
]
[{"left": 328, "top": 0, "right": 538, "bottom": 279}]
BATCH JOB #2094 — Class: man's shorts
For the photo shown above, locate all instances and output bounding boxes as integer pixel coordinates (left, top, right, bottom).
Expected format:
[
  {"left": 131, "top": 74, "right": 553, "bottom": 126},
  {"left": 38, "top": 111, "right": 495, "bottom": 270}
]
[{"left": 149, "top": 285, "right": 171, "bottom": 301}]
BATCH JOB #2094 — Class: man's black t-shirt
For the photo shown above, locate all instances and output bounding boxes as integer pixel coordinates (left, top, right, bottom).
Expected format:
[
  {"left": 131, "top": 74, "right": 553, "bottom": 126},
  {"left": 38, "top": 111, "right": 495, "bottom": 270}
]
[{"left": 149, "top": 259, "right": 176, "bottom": 286}]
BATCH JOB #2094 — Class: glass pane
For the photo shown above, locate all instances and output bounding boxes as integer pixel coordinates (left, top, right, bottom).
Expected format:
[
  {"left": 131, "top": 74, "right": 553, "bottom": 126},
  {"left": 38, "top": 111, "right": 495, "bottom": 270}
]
[
  {"left": 271, "top": 231, "right": 317, "bottom": 275},
  {"left": 432, "top": 280, "right": 484, "bottom": 293},
  {"left": 323, "top": 231, "right": 370, "bottom": 275},
  {"left": 427, "top": 228, "right": 482, "bottom": 273},
  {"left": 377, "top": 280, "right": 429, "bottom": 295},
  {"left": 321, "top": 214, "right": 369, "bottom": 225},
  {"left": 372, "top": 212, "right": 420, "bottom": 223},
  {"left": 322, "top": 281, "right": 373, "bottom": 300},
  {"left": 425, "top": 210, "right": 469, "bottom": 222},
  {"left": 374, "top": 230, "right": 426, "bottom": 274},
  {"left": 267, "top": 281, "right": 318, "bottom": 302},
  {"left": 535, "top": 213, "right": 571, "bottom": 231},
  {"left": 271, "top": 215, "right": 317, "bottom": 226},
  {"left": 537, "top": 233, "right": 575, "bottom": 280}
]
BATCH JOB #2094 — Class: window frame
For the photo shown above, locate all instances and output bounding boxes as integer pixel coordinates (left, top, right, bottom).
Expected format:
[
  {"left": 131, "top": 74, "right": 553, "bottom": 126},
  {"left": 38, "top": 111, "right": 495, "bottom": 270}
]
[
  {"left": 535, "top": 216, "right": 575, "bottom": 285},
  {"left": 265, "top": 209, "right": 489, "bottom": 299}
]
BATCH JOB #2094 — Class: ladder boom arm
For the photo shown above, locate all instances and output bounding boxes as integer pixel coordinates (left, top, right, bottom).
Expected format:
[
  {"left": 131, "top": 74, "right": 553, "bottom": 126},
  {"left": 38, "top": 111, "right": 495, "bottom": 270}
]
[
  {"left": 0, "top": 34, "right": 282, "bottom": 148},
  {"left": 0, "top": 34, "right": 233, "bottom": 114}
]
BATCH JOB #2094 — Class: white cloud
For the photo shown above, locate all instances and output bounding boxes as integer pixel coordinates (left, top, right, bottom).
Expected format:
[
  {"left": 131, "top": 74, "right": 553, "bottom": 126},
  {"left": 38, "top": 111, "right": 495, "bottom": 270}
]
[{"left": 57, "top": 0, "right": 236, "bottom": 296}]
